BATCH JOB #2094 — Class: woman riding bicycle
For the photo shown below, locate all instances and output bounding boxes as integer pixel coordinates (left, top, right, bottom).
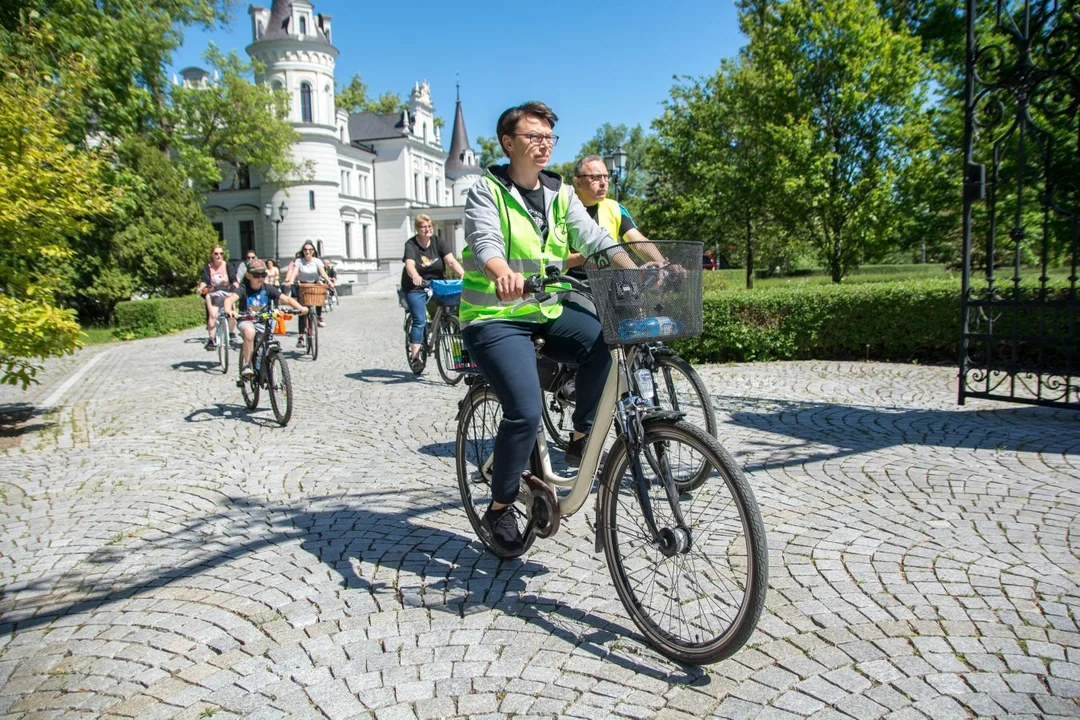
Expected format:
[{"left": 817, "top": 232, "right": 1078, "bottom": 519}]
[
  {"left": 284, "top": 241, "right": 334, "bottom": 347},
  {"left": 196, "top": 245, "right": 236, "bottom": 351},
  {"left": 402, "top": 214, "right": 465, "bottom": 372},
  {"left": 460, "top": 101, "right": 624, "bottom": 557}
]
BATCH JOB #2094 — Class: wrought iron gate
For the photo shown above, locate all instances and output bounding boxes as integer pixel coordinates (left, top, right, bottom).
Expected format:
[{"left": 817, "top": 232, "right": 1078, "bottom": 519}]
[{"left": 959, "top": 0, "right": 1080, "bottom": 409}]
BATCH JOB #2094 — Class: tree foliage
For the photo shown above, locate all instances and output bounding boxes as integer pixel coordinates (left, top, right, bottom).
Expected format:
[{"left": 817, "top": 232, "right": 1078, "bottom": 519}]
[
  {"left": 172, "top": 45, "right": 302, "bottom": 189},
  {"left": 335, "top": 73, "right": 409, "bottom": 114},
  {"left": 0, "top": 23, "right": 114, "bottom": 387},
  {"left": 475, "top": 136, "right": 502, "bottom": 169}
]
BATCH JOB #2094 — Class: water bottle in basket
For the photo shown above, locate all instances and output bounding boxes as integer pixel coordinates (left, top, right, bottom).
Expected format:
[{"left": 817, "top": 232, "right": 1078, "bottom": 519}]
[{"left": 617, "top": 316, "right": 685, "bottom": 343}]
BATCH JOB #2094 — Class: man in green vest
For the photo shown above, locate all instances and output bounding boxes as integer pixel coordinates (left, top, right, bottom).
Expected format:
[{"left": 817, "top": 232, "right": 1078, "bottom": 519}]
[
  {"left": 461, "top": 101, "right": 621, "bottom": 557},
  {"left": 571, "top": 155, "right": 650, "bottom": 245}
]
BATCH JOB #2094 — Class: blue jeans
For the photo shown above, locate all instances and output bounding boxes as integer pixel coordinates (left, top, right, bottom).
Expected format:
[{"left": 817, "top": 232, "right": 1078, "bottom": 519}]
[
  {"left": 403, "top": 290, "right": 429, "bottom": 344},
  {"left": 462, "top": 302, "right": 610, "bottom": 505}
]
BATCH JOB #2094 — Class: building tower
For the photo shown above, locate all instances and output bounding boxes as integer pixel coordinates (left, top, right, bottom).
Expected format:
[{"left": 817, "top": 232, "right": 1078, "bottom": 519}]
[
  {"left": 445, "top": 81, "right": 484, "bottom": 206},
  {"left": 246, "top": 0, "right": 345, "bottom": 262}
]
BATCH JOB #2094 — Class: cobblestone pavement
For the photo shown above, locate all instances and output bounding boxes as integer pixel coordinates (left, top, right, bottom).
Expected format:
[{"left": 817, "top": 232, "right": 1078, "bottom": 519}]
[{"left": 1, "top": 293, "right": 1078, "bottom": 719}]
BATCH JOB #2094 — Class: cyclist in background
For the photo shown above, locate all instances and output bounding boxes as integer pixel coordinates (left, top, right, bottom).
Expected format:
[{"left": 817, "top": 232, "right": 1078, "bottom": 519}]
[
  {"left": 284, "top": 242, "right": 334, "bottom": 345},
  {"left": 223, "top": 260, "right": 307, "bottom": 379},
  {"left": 196, "top": 245, "right": 235, "bottom": 351},
  {"left": 568, "top": 155, "right": 649, "bottom": 274},
  {"left": 402, "top": 214, "right": 465, "bottom": 372}
]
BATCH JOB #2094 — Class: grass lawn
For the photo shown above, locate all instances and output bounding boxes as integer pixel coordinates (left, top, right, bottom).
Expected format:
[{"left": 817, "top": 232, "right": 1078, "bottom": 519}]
[
  {"left": 80, "top": 326, "right": 117, "bottom": 345},
  {"left": 704, "top": 264, "right": 1075, "bottom": 292}
]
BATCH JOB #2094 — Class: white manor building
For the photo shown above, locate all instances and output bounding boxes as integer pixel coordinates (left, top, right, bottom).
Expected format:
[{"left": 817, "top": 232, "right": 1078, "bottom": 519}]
[{"left": 187, "top": 0, "right": 483, "bottom": 285}]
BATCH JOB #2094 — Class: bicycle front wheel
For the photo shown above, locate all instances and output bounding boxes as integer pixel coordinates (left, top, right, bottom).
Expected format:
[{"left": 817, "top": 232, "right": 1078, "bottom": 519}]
[
  {"left": 434, "top": 312, "right": 465, "bottom": 386},
  {"left": 217, "top": 325, "right": 229, "bottom": 375},
  {"left": 455, "top": 384, "right": 538, "bottom": 558},
  {"left": 310, "top": 316, "right": 319, "bottom": 361},
  {"left": 598, "top": 419, "right": 767, "bottom": 665},
  {"left": 267, "top": 353, "right": 293, "bottom": 426}
]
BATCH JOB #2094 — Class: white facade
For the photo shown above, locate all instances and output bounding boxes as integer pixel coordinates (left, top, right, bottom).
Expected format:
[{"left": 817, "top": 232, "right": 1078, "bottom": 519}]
[{"left": 198, "top": 0, "right": 481, "bottom": 285}]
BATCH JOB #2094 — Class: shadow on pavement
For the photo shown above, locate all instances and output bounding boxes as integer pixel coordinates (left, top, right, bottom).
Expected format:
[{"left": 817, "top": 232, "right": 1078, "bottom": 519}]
[
  {"left": 719, "top": 396, "right": 1080, "bottom": 472},
  {"left": 346, "top": 369, "right": 428, "bottom": 385},
  {"left": 170, "top": 360, "right": 222, "bottom": 374},
  {"left": 0, "top": 488, "right": 705, "bottom": 682},
  {"left": 184, "top": 402, "right": 279, "bottom": 428},
  {"left": 0, "top": 404, "right": 55, "bottom": 447}
]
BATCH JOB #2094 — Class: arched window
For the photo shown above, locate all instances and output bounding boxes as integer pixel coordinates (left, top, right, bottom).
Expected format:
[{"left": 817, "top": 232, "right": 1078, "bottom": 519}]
[
  {"left": 299, "top": 15, "right": 307, "bottom": 34},
  {"left": 300, "top": 82, "right": 312, "bottom": 123}
]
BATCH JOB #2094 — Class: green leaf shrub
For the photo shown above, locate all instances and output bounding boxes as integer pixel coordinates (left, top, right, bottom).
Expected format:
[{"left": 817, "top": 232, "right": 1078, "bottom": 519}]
[
  {"left": 672, "top": 279, "right": 964, "bottom": 363},
  {"left": 114, "top": 296, "right": 206, "bottom": 340}
]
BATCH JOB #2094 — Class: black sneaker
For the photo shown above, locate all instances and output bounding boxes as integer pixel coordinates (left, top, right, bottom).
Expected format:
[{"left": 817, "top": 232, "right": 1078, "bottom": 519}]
[
  {"left": 565, "top": 435, "right": 587, "bottom": 467},
  {"left": 409, "top": 354, "right": 424, "bottom": 374},
  {"left": 205, "top": 338, "right": 216, "bottom": 351},
  {"left": 481, "top": 505, "right": 525, "bottom": 557}
]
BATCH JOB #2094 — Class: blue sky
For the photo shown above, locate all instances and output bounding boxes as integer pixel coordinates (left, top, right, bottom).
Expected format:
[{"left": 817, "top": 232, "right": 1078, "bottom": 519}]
[{"left": 169, "top": 0, "right": 747, "bottom": 163}]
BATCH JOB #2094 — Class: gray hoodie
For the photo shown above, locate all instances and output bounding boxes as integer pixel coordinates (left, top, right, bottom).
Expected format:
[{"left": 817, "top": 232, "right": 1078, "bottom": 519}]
[{"left": 464, "top": 165, "right": 619, "bottom": 272}]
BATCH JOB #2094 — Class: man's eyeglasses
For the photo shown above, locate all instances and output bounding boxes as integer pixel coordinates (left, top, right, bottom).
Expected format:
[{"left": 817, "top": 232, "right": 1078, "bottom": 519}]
[
  {"left": 514, "top": 133, "right": 559, "bottom": 148},
  {"left": 576, "top": 173, "right": 610, "bottom": 183}
]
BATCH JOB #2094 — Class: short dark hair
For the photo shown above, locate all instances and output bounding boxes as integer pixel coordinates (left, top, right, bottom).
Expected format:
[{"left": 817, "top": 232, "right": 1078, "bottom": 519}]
[{"left": 496, "top": 101, "right": 558, "bottom": 156}]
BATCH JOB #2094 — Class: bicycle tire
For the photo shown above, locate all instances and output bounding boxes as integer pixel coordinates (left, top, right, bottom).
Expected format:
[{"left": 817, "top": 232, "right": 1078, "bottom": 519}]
[
  {"left": 455, "top": 384, "right": 539, "bottom": 558},
  {"left": 598, "top": 419, "right": 767, "bottom": 665},
  {"left": 310, "top": 316, "right": 319, "bottom": 361},
  {"left": 540, "top": 388, "right": 574, "bottom": 451},
  {"left": 267, "top": 352, "right": 293, "bottom": 426},
  {"left": 434, "top": 312, "right": 465, "bottom": 386},
  {"left": 241, "top": 365, "right": 260, "bottom": 410},
  {"left": 216, "top": 321, "right": 229, "bottom": 375},
  {"left": 650, "top": 353, "right": 717, "bottom": 492}
]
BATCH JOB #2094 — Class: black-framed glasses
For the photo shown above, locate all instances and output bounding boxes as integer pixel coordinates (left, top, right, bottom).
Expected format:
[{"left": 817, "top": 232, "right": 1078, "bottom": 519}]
[
  {"left": 514, "top": 133, "right": 559, "bottom": 147},
  {"left": 576, "top": 173, "right": 610, "bottom": 183}
]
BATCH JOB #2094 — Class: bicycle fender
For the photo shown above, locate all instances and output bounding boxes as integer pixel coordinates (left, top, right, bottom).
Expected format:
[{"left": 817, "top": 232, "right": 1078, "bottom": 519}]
[{"left": 641, "top": 409, "right": 685, "bottom": 424}]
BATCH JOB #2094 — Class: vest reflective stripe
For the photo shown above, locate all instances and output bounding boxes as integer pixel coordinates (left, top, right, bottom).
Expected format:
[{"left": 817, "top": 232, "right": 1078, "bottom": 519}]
[
  {"left": 595, "top": 198, "right": 622, "bottom": 240},
  {"left": 460, "top": 175, "right": 572, "bottom": 327}
]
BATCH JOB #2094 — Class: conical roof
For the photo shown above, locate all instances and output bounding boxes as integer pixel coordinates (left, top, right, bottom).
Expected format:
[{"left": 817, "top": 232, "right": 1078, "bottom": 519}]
[
  {"left": 445, "top": 84, "right": 482, "bottom": 178},
  {"left": 259, "top": 0, "right": 332, "bottom": 44}
]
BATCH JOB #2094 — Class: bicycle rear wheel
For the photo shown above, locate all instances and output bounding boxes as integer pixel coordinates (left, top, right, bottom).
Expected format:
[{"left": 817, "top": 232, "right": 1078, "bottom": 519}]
[
  {"left": 455, "top": 384, "right": 538, "bottom": 558},
  {"left": 267, "top": 352, "right": 293, "bottom": 426},
  {"left": 434, "top": 312, "right": 465, "bottom": 386},
  {"left": 598, "top": 419, "right": 767, "bottom": 665},
  {"left": 540, "top": 386, "right": 574, "bottom": 451},
  {"left": 649, "top": 353, "right": 717, "bottom": 491}
]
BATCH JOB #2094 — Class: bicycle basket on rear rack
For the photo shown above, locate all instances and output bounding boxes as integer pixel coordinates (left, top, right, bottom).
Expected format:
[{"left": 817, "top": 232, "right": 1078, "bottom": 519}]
[
  {"left": 583, "top": 241, "right": 704, "bottom": 346},
  {"left": 429, "top": 279, "right": 463, "bottom": 307}
]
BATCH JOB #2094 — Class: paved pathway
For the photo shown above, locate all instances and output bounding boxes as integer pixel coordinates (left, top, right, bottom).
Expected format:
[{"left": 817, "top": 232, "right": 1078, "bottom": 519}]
[{"left": 1, "top": 294, "right": 1078, "bottom": 719}]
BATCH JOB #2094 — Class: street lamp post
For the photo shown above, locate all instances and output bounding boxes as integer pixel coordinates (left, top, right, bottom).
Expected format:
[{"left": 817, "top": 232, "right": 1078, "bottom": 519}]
[
  {"left": 603, "top": 146, "right": 628, "bottom": 202},
  {"left": 263, "top": 200, "right": 288, "bottom": 263}
]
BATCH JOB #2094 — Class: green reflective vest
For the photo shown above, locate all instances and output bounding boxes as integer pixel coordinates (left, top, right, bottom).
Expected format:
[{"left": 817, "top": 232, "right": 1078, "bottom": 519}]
[
  {"left": 594, "top": 198, "right": 623, "bottom": 241},
  {"left": 460, "top": 175, "right": 573, "bottom": 326}
]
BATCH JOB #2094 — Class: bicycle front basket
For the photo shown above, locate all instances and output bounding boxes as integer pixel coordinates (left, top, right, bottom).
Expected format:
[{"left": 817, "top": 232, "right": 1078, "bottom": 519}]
[
  {"left": 583, "top": 241, "right": 704, "bottom": 346},
  {"left": 429, "top": 279, "right": 463, "bottom": 307}
]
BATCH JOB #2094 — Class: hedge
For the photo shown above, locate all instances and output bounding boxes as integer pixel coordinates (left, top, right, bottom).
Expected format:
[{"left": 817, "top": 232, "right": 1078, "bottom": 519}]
[
  {"left": 672, "top": 279, "right": 964, "bottom": 364},
  {"left": 114, "top": 295, "right": 206, "bottom": 340}
]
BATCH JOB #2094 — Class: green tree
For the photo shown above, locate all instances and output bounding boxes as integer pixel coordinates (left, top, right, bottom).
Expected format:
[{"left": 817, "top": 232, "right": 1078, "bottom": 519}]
[
  {"left": 0, "top": 0, "right": 233, "bottom": 143},
  {"left": 171, "top": 45, "right": 303, "bottom": 189},
  {"left": 112, "top": 138, "right": 218, "bottom": 297},
  {"left": 0, "top": 25, "right": 114, "bottom": 387},
  {"left": 475, "top": 135, "right": 502, "bottom": 168},
  {"left": 744, "top": 0, "right": 939, "bottom": 282},
  {"left": 335, "top": 73, "right": 407, "bottom": 114}
]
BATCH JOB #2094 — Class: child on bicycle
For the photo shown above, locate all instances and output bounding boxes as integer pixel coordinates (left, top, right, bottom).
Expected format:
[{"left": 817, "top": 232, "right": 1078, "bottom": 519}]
[{"left": 223, "top": 260, "right": 308, "bottom": 378}]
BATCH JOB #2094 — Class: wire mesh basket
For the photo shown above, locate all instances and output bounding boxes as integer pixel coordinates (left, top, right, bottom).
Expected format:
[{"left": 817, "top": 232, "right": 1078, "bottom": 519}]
[
  {"left": 298, "top": 283, "right": 327, "bottom": 307},
  {"left": 583, "top": 241, "right": 704, "bottom": 346}
]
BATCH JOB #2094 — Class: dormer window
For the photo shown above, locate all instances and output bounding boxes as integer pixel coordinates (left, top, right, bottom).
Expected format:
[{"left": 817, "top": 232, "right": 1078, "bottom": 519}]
[{"left": 299, "top": 15, "right": 307, "bottom": 35}]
